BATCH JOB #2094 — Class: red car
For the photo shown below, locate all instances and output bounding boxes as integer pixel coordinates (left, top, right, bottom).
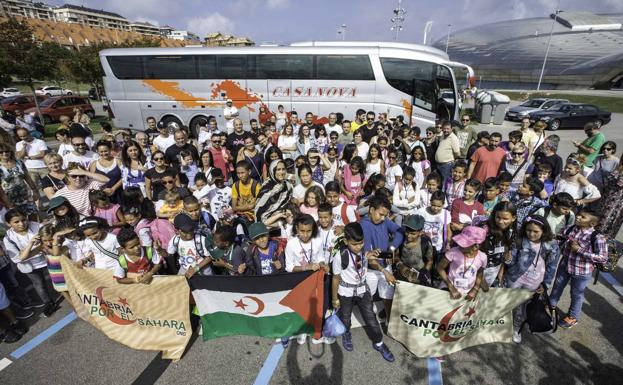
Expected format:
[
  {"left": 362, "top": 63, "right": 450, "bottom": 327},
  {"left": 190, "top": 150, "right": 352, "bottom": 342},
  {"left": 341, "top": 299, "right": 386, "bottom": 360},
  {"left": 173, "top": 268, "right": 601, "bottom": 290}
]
[
  {"left": 0, "top": 95, "right": 48, "bottom": 115},
  {"left": 25, "top": 95, "right": 95, "bottom": 124}
]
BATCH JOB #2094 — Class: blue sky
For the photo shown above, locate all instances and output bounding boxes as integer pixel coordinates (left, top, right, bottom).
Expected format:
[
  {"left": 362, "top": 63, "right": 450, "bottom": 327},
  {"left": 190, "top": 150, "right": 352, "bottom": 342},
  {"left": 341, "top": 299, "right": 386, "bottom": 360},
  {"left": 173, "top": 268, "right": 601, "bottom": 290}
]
[{"left": 47, "top": 0, "right": 623, "bottom": 44}]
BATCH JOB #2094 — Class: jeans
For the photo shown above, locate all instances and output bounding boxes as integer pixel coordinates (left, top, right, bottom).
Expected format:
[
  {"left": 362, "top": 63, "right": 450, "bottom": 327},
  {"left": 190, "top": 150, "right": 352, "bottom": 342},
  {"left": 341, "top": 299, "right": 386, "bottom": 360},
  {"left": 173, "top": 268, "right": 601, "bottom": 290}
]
[
  {"left": 338, "top": 291, "right": 383, "bottom": 344},
  {"left": 437, "top": 161, "right": 454, "bottom": 186},
  {"left": 26, "top": 267, "right": 56, "bottom": 305},
  {"left": 548, "top": 267, "right": 591, "bottom": 321},
  {"left": 0, "top": 264, "right": 32, "bottom": 307}
]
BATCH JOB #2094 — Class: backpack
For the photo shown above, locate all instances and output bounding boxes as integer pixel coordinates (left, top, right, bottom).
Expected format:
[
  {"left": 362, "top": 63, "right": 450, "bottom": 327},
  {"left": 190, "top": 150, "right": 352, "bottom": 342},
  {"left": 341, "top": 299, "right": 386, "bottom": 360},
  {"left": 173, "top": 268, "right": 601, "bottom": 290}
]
[
  {"left": 234, "top": 179, "right": 259, "bottom": 198},
  {"left": 118, "top": 247, "right": 153, "bottom": 270},
  {"left": 531, "top": 206, "right": 572, "bottom": 232},
  {"left": 135, "top": 218, "right": 176, "bottom": 249},
  {"left": 561, "top": 226, "right": 618, "bottom": 276},
  {"left": 173, "top": 232, "right": 207, "bottom": 259},
  {"left": 340, "top": 203, "right": 360, "bottom": 225},
  {"left": 521, "top": 287, "right": 558, "bottom": 334}
]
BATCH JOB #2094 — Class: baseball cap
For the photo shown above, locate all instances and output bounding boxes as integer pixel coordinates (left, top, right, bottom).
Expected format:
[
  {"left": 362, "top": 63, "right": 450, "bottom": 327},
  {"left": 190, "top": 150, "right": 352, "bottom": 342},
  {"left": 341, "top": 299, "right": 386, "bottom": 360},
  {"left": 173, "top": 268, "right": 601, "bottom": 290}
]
[
  {"left": 47, "top": 196, "right": 69, "bottom": 213},
  {"left": 403, "top": 215, "right": 425, "bottom": 231},
  {"left": 452, "top": 226, "right": 486, "bottom": 248},
  {"left": 248, "top": 223, "right": 269, "bottom": 240},
  {"left": 226, "top": 98, "right": 233, "bottom": 103},
  {"left": 173, "top": 213, "right": 197, "bottom": 233}
]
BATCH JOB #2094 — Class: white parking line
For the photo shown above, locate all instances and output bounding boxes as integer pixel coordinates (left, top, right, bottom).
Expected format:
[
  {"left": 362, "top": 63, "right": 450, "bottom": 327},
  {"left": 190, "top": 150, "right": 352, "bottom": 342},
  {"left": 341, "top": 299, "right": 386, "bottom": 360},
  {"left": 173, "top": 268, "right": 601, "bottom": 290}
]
[{"left": 0, "top": 357, "right": 12, "bottom": 372}]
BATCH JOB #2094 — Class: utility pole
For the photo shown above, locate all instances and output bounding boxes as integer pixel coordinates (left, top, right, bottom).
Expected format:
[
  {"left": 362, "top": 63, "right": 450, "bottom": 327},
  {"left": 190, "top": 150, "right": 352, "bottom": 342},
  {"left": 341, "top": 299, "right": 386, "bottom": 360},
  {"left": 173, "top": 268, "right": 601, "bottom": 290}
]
[
  {"left": 445, "top": 24, "right": 452, "bottom": 53},
  {"left": 423, "top": 21, "right": 433, "bottom": 45},
  {"left": 390, "top": 0, "right": 406, "bottom": 41},
  {"left": 537, "top": 0, "right": 562, "bottom": 91}
]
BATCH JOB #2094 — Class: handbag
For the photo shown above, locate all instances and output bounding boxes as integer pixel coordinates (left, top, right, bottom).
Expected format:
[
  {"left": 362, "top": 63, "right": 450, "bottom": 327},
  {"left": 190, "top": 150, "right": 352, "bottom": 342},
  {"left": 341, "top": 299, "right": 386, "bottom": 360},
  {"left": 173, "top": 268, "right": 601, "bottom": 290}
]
[
  {"left": 520, "top": 284, "right": 558, "bottom": 334},
  {"left": 322, "top": 309, "right": 347, "bottom": 338}
]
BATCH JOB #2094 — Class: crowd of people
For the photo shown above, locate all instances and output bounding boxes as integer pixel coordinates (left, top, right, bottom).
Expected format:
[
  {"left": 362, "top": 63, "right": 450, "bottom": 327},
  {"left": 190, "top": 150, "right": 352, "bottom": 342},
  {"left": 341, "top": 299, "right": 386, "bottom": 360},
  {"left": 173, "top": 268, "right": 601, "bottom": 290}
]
[{"left": 0, "top": 102, "right": 621, "bottom": 364}]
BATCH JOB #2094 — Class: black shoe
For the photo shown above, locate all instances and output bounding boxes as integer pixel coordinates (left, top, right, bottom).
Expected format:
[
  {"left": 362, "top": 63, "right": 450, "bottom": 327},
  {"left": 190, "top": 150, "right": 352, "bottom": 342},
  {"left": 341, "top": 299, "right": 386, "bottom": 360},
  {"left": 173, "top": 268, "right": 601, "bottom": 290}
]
[
  {"left": 42, "top": 302, "right": 61, "bottom": 318},
  {"left": 23, "top": 302, "right": 47, "bottom": 310},
  {"left": 53, "top": 296, "right": 65, "bottom": 306},
  {"left": 10, "top": 322, "right": 28, "bottom": 336},
  {"left": 0, "top": 330, "right": 23, "bottom": 343},
  {"left": 14, "top": 307, "right": 35, "bottom": 320}
]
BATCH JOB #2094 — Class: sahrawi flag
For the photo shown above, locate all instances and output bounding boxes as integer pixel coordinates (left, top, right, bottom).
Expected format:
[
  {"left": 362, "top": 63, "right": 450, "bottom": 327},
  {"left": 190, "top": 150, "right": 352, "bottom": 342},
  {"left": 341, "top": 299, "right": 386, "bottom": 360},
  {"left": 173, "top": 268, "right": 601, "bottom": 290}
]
[{"left": 190, "top": 271, "right": 324, "bottom": 341}]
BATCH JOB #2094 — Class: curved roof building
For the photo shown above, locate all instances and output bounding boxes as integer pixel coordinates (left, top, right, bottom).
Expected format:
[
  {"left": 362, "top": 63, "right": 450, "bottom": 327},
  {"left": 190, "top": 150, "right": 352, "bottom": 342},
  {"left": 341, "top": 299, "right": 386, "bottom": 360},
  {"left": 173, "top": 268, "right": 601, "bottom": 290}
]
[{"left": 433, "top": 12, "right": 623, "bottom": 89}]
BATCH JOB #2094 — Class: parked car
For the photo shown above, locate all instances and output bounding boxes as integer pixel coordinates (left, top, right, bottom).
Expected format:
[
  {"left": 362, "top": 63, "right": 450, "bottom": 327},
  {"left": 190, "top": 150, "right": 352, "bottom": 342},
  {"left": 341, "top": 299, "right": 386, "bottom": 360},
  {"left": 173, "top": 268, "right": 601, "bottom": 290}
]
[
  {"left": 24, "top": 95, "right": 95, "bottom": 124},
  {"left": 505, "top": 98, "right": 568, "bottom": 121},
  {"left": 529, "top": 103, "right": 611, "bottom": 131},
  {"left": 0, "top": 95, "right": 48, "bottom": 115},
  {"left": 0, "top": 88, "right": 21, "bottom": 98},
  {"left": 35, "top": 86, "right": 73, "bottom": 97}
]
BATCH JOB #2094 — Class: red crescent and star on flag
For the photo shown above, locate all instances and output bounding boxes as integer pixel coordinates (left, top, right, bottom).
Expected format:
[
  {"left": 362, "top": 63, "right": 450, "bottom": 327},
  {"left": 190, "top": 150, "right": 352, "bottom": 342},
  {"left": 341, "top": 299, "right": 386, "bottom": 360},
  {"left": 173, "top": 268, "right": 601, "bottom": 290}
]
[{"left": 233, "top": 296, "right": 265, "bottom": 315}]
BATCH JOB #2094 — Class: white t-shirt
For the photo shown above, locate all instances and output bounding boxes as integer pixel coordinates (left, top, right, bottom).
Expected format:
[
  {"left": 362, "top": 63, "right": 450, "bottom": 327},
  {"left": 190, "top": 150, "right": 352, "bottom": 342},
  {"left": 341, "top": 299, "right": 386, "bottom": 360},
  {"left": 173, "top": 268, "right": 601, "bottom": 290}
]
[
  {"left": 63, "top": 238, "right": 90, "bottom": 262},
  {"left": 62, "top": 151, "right": 98, "bottom": 169},
  {"left": 3, "top": 222, "right": 47, "bottom": 271},
  {"left": 356, "top": 141, "right": 369, "bottom": 160},
  {"left": 332, "top": 248, "right": 369, "bottom": 297},
  {"left": 292, "top": 181, "right": 324, "bottom": 201},
  {"left": 324, "top": 123, "right": 343, "bottom": 135},
  {"left": 318, "top": 227, "right": 338, "bottom": 264},
  {"left": 85, "top": 233, "right": 120, "bottom": 271},
  {"left": 153, "top": 135, "right": 176, "bottom": 153},
  {"left": 57, "top": 143, "right": 74, "bottom": 157},
  {"left": 197, "top": 129, "right": 212, "bottom": 149},
  {"left": 113, "top": 248, "right": 161, "bottom": 279},
  {"left": 207, "top": 186, "right": 232, "bottom": 219},
  {"left": 285, "top": 237, "right": 325, "bottom": 272},
  {"left": 385, "top": 164, "right": 403, "bottom": 191},
  {"left": 416, "top": 207, "right": 449, "bottom": 252},
  {"left": 277, "top": 135, "right": 297, "bottom": 152},
  {"left": 331, "top": 203, "right": 358, "bottom": 227},
  {"left": 167, "top": 235, "right": 212, "bottom": 275},
  {"left": 16, "top": 139, "right": 48, "bottom": 169},
  {"left": 224, "top": 106, "right": 238, "bottom": 132}
]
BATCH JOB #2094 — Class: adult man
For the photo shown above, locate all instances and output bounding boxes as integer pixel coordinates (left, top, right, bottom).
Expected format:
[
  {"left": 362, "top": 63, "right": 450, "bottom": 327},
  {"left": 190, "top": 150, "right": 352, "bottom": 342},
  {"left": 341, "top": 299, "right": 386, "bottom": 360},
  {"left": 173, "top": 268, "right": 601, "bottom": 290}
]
[
  {"left": 324, "top": 112, "right": 342, "bottom": 135},
  {"left": 531, "top": 136, "right": 563, "bottom": 179},
  {"left": 14, "top": 127, "right": 48, "bottom": 189},
  {"left": 208, "top": 131, "right": 233, "bottom": 182},
  {"left": 223, "top": 98, "right": 238, "bottom": 134},
  {"left": 359, "top": 111, "right": 378, "bottom": 143},
  {"left": 519, "top": 117, "right": 536, "bottom": 153},
  {"left": 256, "top": 132, "right": 274, "bottom": 158},
  {"left": 351, "top": 109, "right": 367, "bottom": 132},
  {"left": 226, "top": 118, "right": 252, "bottom": 159},
  {"left": 455, "top": 115, "right": 478, "bottom": 159},
  {"left": 14, "top": 109, "right": 37, "bottom": 136},
  {"left": 165, "top": 129, "right": 199, "bottom": 168},
  {"left": 465, "top": 131, "right": 489, "bottom": 164},
  {"left": 134, "top": 132, "right": 152, "bottom": 163},
  {"left": 467, "top": 132, "right": 506, "bottom": 183},
  {"left": 574, "top": 122, "right": 605, "bottom": 172},
  {"left": 290, "top": 111, "right": 301, "bottom": 135},
  {"left": 62, "top": 134, "right": 97, "bottom": 169},
  {"left": 249, "top": 119, "right": 261, "bottom": 138},
  {"left": 144, "top": 116, "right": 159, "bottom": 139},
  {"left": 434, "top": 121, "right": 460, "bottom": 184},
  {"left": 337, "top": 120, "right": 354, "bottom": 146},
  {"left": 152, "top": 121, "right": 176, "bottom": 153},
  {"left": 304, "top": 112, "right": 315, "bottom": 127}
]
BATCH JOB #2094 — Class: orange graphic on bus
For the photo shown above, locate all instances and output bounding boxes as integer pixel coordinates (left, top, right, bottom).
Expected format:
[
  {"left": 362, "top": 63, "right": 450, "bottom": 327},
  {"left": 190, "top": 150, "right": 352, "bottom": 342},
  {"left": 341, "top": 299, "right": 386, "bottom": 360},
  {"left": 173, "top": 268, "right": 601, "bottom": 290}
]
[
  {"left": 210, "top": 80, "right": 262, "bottom": 112},
  {"left": 142, "top": 79, "right": 219, "bottom": 108},
  {"left": 401, "top": 98, "right": 413, "bottom": 120}
]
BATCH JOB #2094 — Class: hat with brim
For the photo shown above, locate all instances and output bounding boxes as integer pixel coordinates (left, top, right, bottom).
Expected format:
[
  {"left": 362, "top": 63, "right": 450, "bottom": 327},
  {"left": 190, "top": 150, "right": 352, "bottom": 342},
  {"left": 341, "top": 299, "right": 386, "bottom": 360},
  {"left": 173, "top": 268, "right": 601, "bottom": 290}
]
[
  {"left": 248, "top": 222, "right": 269, "bottom": 240},
  {"left": 452, "top": 226, "right": 487, "bottom": 248},
  {"left": 226, "top": 98, "right": 233, "bottom": 103},
  {"left": 173, "top": 213, "right": 197, "bottom": 233},
  {"left": 403, "top": 215, "right": 425, "bottom": 231},
  {"left": 47, "top": 196, "right": 69, "bottom": 213}
]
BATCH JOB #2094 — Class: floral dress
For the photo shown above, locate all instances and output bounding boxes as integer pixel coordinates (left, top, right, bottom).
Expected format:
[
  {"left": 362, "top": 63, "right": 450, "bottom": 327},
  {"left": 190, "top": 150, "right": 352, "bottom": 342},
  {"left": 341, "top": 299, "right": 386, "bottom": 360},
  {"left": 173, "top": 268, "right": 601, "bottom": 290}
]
[
  {"left": 596, "top": 170, "right": 623, "bottom": 239},
  {"left": 0, "top": 160, "right": 37, "bottom": 215}
]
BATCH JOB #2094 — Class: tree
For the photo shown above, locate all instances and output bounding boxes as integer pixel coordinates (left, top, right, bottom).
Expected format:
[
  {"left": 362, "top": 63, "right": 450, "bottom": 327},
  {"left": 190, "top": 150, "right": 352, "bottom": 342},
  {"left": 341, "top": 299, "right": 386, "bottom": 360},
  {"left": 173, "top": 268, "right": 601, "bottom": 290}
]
[
  {"left": 0, "top": 19, "right": 58, "bottom": 123},
  {"left": 67, "top": 43, "right": 108, "bottom": 100}
]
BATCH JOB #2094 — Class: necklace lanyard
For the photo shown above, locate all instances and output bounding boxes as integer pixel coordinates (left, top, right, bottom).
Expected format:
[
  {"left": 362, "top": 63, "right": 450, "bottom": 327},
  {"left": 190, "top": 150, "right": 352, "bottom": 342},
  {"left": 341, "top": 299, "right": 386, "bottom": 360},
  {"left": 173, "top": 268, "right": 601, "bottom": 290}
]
[
  {"left": 348, "top": 250, "right": 365, "bottom": 281},
  {"left": 299, "top": 240, "right": 313, "bottom": 264},
  {"left": 531, "top": 242, "right": 543, "bottom": 268},
  {"left": 463, "top": 253, "right": 477, "bottom": 278},
  {"left": 322, "top": 230, "right": 331, "bottom": 254}
]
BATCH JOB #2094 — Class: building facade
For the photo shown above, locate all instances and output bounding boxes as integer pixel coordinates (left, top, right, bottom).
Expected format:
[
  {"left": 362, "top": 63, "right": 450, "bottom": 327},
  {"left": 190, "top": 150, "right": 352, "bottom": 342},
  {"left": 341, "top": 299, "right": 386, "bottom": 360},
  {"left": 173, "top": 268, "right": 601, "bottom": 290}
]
[
  {"left": 53, "top": 4, "right": 130, "bottom": 31},
  {"left": 0, "top": 0, "right": 55, "bottom": 20},
  {"left": 130, "top": 21, "right": 160, "bottom": 36}
]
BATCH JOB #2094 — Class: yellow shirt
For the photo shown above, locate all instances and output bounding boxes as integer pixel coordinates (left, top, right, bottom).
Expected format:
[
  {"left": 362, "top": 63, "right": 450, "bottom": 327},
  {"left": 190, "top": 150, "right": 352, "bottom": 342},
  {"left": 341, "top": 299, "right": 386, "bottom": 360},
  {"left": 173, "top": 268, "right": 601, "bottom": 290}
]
[
  {"left": 232, "top": 180, "right": 261, "bottom": 219},
  {"left": 351, "top": 120, "right": 367, "bottom": 132}
]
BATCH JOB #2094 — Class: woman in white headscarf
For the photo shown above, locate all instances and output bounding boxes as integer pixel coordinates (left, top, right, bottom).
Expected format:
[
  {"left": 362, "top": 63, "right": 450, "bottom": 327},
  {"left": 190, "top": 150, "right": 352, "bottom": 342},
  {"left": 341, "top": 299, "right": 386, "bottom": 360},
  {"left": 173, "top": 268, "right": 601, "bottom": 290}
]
[{"left": 254, "top": 160, "right": 292, "bottom": 228}]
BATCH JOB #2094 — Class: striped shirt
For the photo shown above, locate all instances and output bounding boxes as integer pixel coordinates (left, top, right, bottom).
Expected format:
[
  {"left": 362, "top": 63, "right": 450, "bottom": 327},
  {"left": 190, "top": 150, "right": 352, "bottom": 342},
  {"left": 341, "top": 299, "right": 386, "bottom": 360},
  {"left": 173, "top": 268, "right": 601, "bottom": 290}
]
[
  {"left": 563, "top": 226, "right": 608, "bottom": 275},
  {"left": 46, "top": 254, "right": 67, "bottom": 292},
  {"left": 53, "top": 180, "right": 104, "bottom": 217}
]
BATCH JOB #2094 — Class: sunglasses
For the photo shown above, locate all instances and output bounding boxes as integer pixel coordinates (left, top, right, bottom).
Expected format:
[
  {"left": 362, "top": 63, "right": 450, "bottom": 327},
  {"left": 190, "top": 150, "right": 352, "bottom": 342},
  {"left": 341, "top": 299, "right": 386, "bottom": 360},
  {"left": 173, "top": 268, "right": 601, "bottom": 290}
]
[
  {"left": 462, "top": 119, "right": 470, "bottom": 122},
  {"left": 567, "top": 158, "right": 581, "bottom": 166},
  {"left": 69, "top": 174, "right": 86, "bottom": 179},
  {"left": 511, "top": 152, "right": 524, "bottom": 156},
  {"left": 73, "top": 143, "right": 87, "bottom": 147},
  {"left": 603, "top": 147, "right": 613, "bottom": 151},
  {"left": 162, "top": 180, "right": 175, "bottom": 185},
  {"left": 153, "top": 157, "right": 165, "bottom": 161},
  {"left": 389, "top": 156, "right": 397, "bottom": 159}
]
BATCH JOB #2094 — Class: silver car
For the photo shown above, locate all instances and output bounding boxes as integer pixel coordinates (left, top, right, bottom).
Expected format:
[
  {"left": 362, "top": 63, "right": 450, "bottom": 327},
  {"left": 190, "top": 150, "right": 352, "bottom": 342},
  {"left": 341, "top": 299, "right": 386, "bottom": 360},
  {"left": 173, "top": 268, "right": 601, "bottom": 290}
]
[{"left": 505, "top": 98, "right": 568, "bottom": 122}]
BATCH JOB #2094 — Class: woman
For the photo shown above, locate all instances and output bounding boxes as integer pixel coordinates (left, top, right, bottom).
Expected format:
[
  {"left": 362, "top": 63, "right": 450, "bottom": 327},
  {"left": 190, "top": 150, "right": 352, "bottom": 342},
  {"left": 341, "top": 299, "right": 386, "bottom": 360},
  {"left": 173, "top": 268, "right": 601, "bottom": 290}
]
[
  {"left": 529, "top": 121, "right": 547, "bottom": 160},
  {"left": 198, "top": 148, "right": 215, "bottom": 178},
  {"left": 41, "top": 153, "right": 67, "bottom": 199},
  {"left": 236, "top": 136, "right": 263, "bottom": 182},
  {"left": 121, "top": 140, "right": 147, "bottom": 196},
  {"left": 500, "top": 141, "right": 531, "bottom": 193},
  {"left": 596, "top": 161, "right": 623, "bottom": 239},
  {"left": 254, "top": 160, "right": 293, "bottom": 229},
  {"left": 89, "top": 140, "right": 123, "bottom": 203},
  {"left": 258, "top": 105, "right": 273, "bottom": 127},
  {"left": 53, "top": 163, "right": 110, "bottom": 217},
  {"left": 278, "top": 124, "right": 297, "bottom": 159},
  {"left": 353, "top": 130, "right": 369, "bottom": 160},
  {"left": 365, "top": 143, "right": 385, "bottom": 179},
  {"left": 73, "top": 107, "right": 90, "bottom": 126},
  {"left": 275, "top": 104, "right": 287, "bottom": 131},
  {"left": 0, "top": 143, "right": 39, "bottom": 217},
  {"left": 423, "top": 127, "right": 440, "bottom": 171},
  {"left": 588, "top": 141, "right": 620, "bottom": 191},
  {"left": 296, "top": 124, "right": 315, "bottom": 158},
  {"left": 262, "top": 146, "right": 283, "bottom": 181},
  {"left": 144, "top": 150, "right": 179, "bottom": 201}
]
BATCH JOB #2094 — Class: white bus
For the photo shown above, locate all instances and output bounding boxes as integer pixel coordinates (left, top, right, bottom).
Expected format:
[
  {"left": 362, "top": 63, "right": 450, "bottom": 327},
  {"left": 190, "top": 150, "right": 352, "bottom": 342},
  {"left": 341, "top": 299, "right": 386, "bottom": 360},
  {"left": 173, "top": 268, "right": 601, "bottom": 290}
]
[{"left": 99, "top": 41, "right": 474, "bottom": 135}]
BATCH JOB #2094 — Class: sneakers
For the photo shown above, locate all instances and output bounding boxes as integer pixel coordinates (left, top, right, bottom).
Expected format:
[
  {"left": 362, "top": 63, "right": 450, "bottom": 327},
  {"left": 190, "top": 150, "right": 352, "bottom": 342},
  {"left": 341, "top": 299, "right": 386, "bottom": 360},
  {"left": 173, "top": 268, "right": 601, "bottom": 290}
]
[
  {"left": 14, "top": 308, "right": 35, "bottom": 320},
  {"left": 10, "top": 322, "right": 28, "bottom": 336},
  {"left": 559, "top": 315, "right": 578, "bottom": 329},
  {"left": 197, "top": 324, "right": 203, "bottom": 336},
  {"left": 23, "top": 302, "right": 46, "bottom": 310},
  {"left": 280, "top": 337, "right": 290, "bottom": 348},
  {"left": 342, "top": 332, "right": 353, "bottom": 351},
  {"left": 0, "top": 329, "right": 23, "bottom": 344},
  {"left": 296, "top": 334, "right": 307, "bottom": 345},
  {"left": 372, "top": 342, "right": 395, "bottom": 362},
  {"left": 41, "top": 302, "right": 61, "bottom": 318},
  {"left": 512, "top": 331, "right": 522, "bottom": 344},
  {"left": 311, "top": 336, "right": 336, "bottom": 345}
]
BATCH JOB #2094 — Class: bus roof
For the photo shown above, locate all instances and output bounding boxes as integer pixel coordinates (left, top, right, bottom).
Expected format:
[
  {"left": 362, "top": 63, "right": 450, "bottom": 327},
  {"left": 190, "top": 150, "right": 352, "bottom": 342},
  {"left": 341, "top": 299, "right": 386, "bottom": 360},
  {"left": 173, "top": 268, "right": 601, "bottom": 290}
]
[{"left": 290, "top": 41, "right": 449, "bottom": 59}]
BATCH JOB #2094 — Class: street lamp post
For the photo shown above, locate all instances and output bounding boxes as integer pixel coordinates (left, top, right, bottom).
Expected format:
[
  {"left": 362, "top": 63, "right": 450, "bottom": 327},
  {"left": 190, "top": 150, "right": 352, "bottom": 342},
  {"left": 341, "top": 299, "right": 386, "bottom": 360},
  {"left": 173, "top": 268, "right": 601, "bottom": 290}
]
[
  {"left": 390, "top": 0, "right": 406, "bottom": 41},
  {"left": 537, "top": 0, "right": 562, "bottom": 91},
  {"left": 337, "top": 24, "right": 347, "bottom": 41},
  {"left": 445, "top": 24, "right": 452, "bottom": 53}
]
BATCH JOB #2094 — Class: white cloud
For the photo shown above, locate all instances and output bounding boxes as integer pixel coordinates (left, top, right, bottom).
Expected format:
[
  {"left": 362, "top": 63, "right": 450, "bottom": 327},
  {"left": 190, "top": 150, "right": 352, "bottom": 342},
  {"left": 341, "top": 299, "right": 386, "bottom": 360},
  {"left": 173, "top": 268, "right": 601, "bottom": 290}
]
[
  {"left": 187, "top": 13, "right": 235, "bottom": 38},
  {"left": 133, "top": 16, "right": 160, "bottom": 26},
  {"left": 267, "top": 0, "right": 289, "bottom": 9}
]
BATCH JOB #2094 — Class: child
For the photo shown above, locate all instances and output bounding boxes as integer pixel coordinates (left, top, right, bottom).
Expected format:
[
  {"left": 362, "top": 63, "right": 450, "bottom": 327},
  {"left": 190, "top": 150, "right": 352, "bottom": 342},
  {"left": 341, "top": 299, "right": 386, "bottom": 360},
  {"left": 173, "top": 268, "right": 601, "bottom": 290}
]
[
  {"left": 3, "top": 210, "right": 60, "bottom": 317},
  {"left": 317, "top": 203, "right": 338, "bottom": 264},
  {"left": 209, "top": 225, "right": 246, "bottom": 276},
  {"left": 300, "top": 185, "right": 324, "bottom": 220},
  {"left": 549, "top": 208, "right": 608, "bottom": 328},
  {"left": 408, "top": 146, "right": 430, "bottom": 189},
  {"left": 207, "top": 168, "right": 232, "bottom": 220},
  {"left": 340, "top": 156, "right": 366, "bottom": 206},
  {"left": 418, "top": 171, "right": 443, "bottom": 209},
  {"left": 183, "top": 196, "right": 217, "bottom": 236},
  {"left": 158, "top": 191, "right": 184, "bottom": 222},
  {"left": 480, "top": 177, "right": 500, "bottom": 217},
  {"left": 497, "top": 171, "right": 513, "bottom": 201},
  {"left": 89, "top": 190, "right": 123, "bottom": 231},
  {"left": 505, "top": 215, "right": 559, "bottom": 342},
  {"left": 325, "top": 181, "right": 358, "bottom": 228},
  {"left": 47, "top": 196, "right": 80, "bottom": 230},
  {"left": 384, "top": 149, "right": 403, "bottom": 191},
  {"left": 180, "top": 150, "right": 199, "bottom": 190},
  {"left": 114, "top": 228, "right": 161, "bottom": 284},
  {"left": 480, "top": 201, "right": 516, "bottom": 290},
  {"left": 307, "top": 149, "right": 329, "bottom": 185},
  {"left": 553, "top": 157, "right": 600, "bottom": 207},
  {"left": 437, "top": 226, "right": 487, "bottom": 300},
  {"left": 443, "top": 161, "right": 467, "bottom": 208},
  {"left": 40, "top": 225, "right": 75, "bottom": 305},
  {"left": 244, "top": 222, "right": 285, "bottom": 276},
  {"left": 79, "top": 216, "right": 119, "bottom": 271},
  {"left": 416, "top": 191, "right": 451, "bottom": 255},
  {"left": 314, "top": 125, "right": 329, "bottom": 150},
  {"left": 535, "top": 163, "right": 554, "bottom": 199},
  {"left": 331, "top": 222, "right": 395, "bottom": 362},
  {"left": 534, "top": 192, "right": 575, "bottom": 236},
  {"left": 395, "top": 215, "right": 433, "bottom": 286},
  {"left": 450, "top": 178, "right": 485, "bottom": 232},
  {"left": 232, "top": 160, "right": 261, "bottom": 222},
  {"left": 507, "top": 177, "right": 547, "bottom": 230},
  {"left": 285, "top": 214, "right": 328, "bottom": 344},
  {"left": 166, "top": 213, "right": 213, "bottom": 278},
  {"left": 393, "top": 166, "right": 420, "bottom": 217}
]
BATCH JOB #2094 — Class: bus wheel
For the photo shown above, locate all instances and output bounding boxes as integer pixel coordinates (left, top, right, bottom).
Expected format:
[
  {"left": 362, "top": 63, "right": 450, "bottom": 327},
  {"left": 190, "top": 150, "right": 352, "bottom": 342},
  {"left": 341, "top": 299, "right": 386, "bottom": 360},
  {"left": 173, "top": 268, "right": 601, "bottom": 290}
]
[
  {"left": 189, "top": 115, "right": 209, "bottom": 139},
  {"left": 161, "top": 115, "right": 183, "bottom": 132}
]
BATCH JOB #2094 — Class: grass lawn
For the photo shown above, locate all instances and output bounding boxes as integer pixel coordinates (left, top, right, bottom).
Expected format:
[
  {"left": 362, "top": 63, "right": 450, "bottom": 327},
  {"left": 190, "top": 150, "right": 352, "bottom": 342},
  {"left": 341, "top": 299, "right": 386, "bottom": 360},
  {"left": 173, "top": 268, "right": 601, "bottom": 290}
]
[
  {"left": 497, "top": 91, "right": 623, "bottom": 113},
  {"left": 44, "top": 115, "right": 109, "bottom": 138}
]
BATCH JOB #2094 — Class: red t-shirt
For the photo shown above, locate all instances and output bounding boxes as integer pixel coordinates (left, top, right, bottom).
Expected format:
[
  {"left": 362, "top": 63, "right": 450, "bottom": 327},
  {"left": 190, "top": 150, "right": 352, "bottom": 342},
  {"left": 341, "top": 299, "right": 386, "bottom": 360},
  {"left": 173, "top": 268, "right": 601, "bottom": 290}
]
[
  {"left": 208, "top": 146, "right": 231, "bottom": 181},
  {"left": 451, "top": 199, "right": 484, "bottom": 225},
  {"left": 470, "top": 146, "right": 506, "bottom": 183}
]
